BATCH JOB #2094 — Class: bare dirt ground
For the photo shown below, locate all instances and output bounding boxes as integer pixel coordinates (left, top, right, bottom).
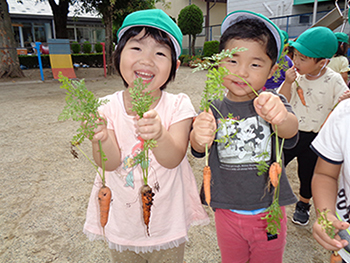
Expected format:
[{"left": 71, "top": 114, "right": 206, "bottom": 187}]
[{"left": 0, "top": 67, "right": 332, "bottom": 262}]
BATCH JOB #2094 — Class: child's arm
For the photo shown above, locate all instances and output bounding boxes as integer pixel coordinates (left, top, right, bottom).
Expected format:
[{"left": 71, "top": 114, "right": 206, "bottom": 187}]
[
  {"left": 190, "top": 110, "right": 217, "bottom": 154},
  {"left": 278, "top": 66, "right": 297, "bottom": 102},
  {"left": 254, "top": 92, "right": 298, "bottom": 139},
  {"left": 312, "top": 157, "right": 349, "bottom": 250},
  {"left": 91, "top": 115, "right": 121, "bottom": 171},
  {"left": 136, "top": 109, "right": 192, "bottom": 169}
]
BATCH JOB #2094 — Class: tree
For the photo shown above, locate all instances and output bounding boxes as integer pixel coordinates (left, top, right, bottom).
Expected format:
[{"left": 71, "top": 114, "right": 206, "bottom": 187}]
[
  {"left": 46, "top": 0, "right": 72, "bottom": 39},
  {"left": 0, "top": 0, "right": 25, "bottom": 78},
  {"left": 178, "top": 4, "right": 203, "bottom": 56}
]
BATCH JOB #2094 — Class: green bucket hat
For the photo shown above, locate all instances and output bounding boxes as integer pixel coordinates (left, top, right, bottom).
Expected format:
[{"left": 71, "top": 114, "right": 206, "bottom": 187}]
[
  {"left": 221, "top": 10, "right": 284, "bottom": 59},
  {"left": 281, "top": 30, "right": 289, "bottom": 45},
  {"left": 289, "top": 27, "right": 337, "bottom": 58},
  {"left": 117, "top": 9, "right": 183, "bottom": 58},
  {"left": 334, "top": 32, "right": 349, "bottom": 44}
]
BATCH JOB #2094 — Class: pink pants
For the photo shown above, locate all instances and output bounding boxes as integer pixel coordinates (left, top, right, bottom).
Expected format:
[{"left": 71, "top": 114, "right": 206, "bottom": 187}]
[{"left": 215, "top": 207, "right": 287, "bottom": 263}]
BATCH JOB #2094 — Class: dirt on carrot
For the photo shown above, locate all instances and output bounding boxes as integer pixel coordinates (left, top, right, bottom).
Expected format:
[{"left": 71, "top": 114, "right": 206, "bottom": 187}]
[
  {"left": 269, "top": 162, "right": 282, "bottom": 188},
  {"left": 296, "top": 86, "right": 306, "bottom": 106},
  {"left": 140, "top": 184, "right": 154, "bottom": 236},
  {"left": 98, "top": 185, "right": 112, "bottom": 228},
  {"left": 203, "top": 166, "right": 211, "bottom": 207}
]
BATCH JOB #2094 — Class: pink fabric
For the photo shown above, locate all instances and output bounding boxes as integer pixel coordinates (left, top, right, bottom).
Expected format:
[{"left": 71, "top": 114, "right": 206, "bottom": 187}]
[
  {"left": 215, "top": 207, "right": 287, "bottom": 263},
  {"left": 83, "top": 91, "right": 209, "bottom": 252}
]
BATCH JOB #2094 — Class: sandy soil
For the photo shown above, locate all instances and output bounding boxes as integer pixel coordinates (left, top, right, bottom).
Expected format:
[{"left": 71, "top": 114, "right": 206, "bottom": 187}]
[{"left": 0, "top": 67, "right": 332, "bottom": 262}]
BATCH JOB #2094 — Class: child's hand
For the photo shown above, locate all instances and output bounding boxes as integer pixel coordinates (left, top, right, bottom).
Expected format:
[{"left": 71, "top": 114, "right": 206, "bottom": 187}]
[
  {"left": 338, "top": 89, "right": 350, "bottom": 103},
  {"left": 284, "top": 66, "right": 297, "bottom": 84},
  {"left": 254, "top": 92, "right": 288, "bottom": 126},
  {"left": 91, "top": 114, "right": 108, "bottom": 142},
  {"left": 136, "top": 109, "right": 163, "bottom": 141},
  {"left": 191, "top": 110, "right": 217, "bottom": 149},
  {"left": 313, "top": 215, "right": 350, "bottom": 251}
]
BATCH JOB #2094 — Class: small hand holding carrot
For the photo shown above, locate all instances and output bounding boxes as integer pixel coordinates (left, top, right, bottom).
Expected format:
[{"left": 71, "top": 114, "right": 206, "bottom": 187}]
[
  {"left": 90, "top": 115, "right": 108, "bottom": 142},
  {"left": 135, "top": 109, "right": 164, "bottom": 141},
  {"left": 254, "top": 92, "right": 288, "bottom": 126},
  {"left": 313, "top": 212, "right": 349, "bottom": 251},
  {"left": 284, "top": 66, "right": 297, "bottom": 84},
  {"left": 191, "top": 109, "right": 217, "bottom": 152}
]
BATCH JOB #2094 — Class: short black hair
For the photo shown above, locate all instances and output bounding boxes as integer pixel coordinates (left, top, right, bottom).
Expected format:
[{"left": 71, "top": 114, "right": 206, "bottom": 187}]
[
  {"left": 113, "top": 26, "right": 178, "bottom": 90},
  {"left": 219, "top": 18, "right": 278, "bottom": 65}
]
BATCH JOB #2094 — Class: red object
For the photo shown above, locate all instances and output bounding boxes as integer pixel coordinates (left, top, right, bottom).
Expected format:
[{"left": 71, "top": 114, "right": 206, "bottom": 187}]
[
  {"left": 51, "top": 68, "right": 76, "bottom": 79},
  {"left": 40, "top": 45, "right": 49, "bottom": 54},
  {"left": 101, "top": 42, "right": 106, "bottom": 78}
]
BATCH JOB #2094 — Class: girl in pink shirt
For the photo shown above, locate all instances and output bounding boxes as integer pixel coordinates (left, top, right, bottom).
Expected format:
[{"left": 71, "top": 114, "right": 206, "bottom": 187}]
[{"left": 83, "top": 9, "right": 209, "bottom": 263}]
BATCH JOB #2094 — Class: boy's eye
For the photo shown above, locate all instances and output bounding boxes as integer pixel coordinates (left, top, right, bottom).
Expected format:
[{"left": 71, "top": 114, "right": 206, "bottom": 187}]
[
  {"left": 227, "top": 59, "right": 237, "bottom": 64},
  {"left": 252, "top": 63, "right": 261, "bottom": 68},
  {"left": 131, "top": 47, "right": 141, "bottom": 51},
  {"left": 156, "top": 52, "right": 166, "bottom": 57}
]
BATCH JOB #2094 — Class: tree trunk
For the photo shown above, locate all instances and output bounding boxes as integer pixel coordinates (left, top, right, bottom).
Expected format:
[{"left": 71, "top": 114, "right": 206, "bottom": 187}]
[
  {"left": 191, "top": 35, "right": 196, "bottom": 56},
  {"left": 0, "top": 0, "right": 25, "bottom": 78},
  {"left": 48, "top": 0, "right": 69, "bottom": 39},
  {"left": 103, "top": 7, "right": 113, "bottom": 75}
]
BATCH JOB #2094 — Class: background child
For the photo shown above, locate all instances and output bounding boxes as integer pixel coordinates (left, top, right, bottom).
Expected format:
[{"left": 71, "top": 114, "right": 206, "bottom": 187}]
[
  {"left": 83, "top": 9, "right": 209, "bottom": 263},
  {"left": 190, "top": 10, "right": 298, "bottom": 263},
  {"left": 327, "top": 32, "right": 350, "bottom": 84},
  {"left": 264, "top": 30, "right": 293, "bottom": 90},
  {"left": 279, "top": 26, "right": 349, "bottom": 226},
  {"left": 311, "top": 98, "right": 350, "bottom": 262}
]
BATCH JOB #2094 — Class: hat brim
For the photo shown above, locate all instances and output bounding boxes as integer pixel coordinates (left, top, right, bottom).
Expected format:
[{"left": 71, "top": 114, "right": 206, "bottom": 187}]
[
  {"left": 221, "top": 10, "right": 283, "bottom": 59},
  {"left": 118, "top": 25, "right": 181, "bottom": 59}
]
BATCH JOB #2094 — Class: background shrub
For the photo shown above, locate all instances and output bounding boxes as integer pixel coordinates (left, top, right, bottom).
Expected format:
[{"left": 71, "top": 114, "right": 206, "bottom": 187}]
[
  {"left": 71, "top": 41, "right": 80, "bottom": 54},
  {"left": 95, "top": 42, "right": 103, "bottom": 53},
  {"left": 203, "top": 40, "right": 220, "bottom": 57},
  {"left": 82, "top": 41, "right": 92, "bottom": 54}
]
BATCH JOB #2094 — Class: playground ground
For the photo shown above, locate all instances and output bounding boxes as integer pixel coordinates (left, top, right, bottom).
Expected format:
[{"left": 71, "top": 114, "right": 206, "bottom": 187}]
[{"left": 0, "top": 67, "right": 332, "bottom": 262}]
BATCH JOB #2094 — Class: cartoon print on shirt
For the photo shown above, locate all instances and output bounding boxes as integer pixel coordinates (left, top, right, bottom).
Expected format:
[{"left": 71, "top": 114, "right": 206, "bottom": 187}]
[{"left": 217, "top": 115, "right": 271, "bottom": 164}]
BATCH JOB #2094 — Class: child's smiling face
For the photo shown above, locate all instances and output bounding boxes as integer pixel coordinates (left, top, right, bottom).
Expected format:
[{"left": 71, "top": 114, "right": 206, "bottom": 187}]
[
  {"left": 292, "top": 49, "right": 325, "bottom": 77},
  {"left": 120, "top": 28, "right": 173, "bottom": 93},
  {"left": 221, "top": 39, "right": 277, "bottom": 102}
]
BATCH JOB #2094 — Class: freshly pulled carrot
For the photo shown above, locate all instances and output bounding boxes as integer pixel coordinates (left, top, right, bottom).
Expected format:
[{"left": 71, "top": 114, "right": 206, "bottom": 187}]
[
  {"left": 98, "top": 185, "right": 112, "bottom": 228},
  {"left": 203, "top": 166, "right": 211, "bottom": 206},
  {"left": 141, "top": 184, "right": 154, "bottom": 236},
  {"left": 269, "top": 162, "right": 282, "bottom": 188},
  {"left": 330, "top": 252, "right": 342, "bottom": 263},
  {"left": 296, "top": 86, "right": 306, "bottom": 106}
]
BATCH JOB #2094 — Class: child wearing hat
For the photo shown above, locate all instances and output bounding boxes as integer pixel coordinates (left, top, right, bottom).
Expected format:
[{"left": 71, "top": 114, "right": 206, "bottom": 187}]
[
  {"left": 83, "top": 9, "right": 209, "bottom": 262},
  {"left": 279, "top": 27, "right": 349, "bottom": 227},
  {"left": 190, "top": 10, "right": 298, "bottom": 263},
  {"left": 327, "top": 32, "right": 350, "bottom": 84}
]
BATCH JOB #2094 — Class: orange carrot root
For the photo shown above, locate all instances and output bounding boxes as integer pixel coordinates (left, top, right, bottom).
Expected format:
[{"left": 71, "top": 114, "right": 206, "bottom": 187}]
[
  {"left": 141, "top": 184, "right": 154, "bottom": 236},
  {"left": 269, "top": 162, "right": 282, "bottom": 188},
  {"left": 98, "top": 185, "right": 112, "bottom": 228},
  {"left": 330, "top": 252, "right": 342, "bottom": 263},
  {"left": 203, "top": 166, "right": 211, "bottom": 207},
  {"left": 297, "top": 86, "right": 306, "bottom": 106}
]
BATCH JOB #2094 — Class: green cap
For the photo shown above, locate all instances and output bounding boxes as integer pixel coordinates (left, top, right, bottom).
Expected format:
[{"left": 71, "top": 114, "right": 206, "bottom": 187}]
[
  {"left": 221, "top": 10, "right": 284, "bottom": 59},
  {"left": 289, "top": 27, "right": 337, "bottom": 58},
  {"left": 334, "top": 32, "right": 349, "bottom": 44},
  {"left": 281, "top": 30, "right": 289, "bottom": 45},
  {"left": 117, "top": 9, "right": 183, "bottom": 58}
]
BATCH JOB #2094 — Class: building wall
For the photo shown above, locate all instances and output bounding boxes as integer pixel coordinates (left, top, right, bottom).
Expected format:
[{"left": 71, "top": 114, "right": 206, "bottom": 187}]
[{"left": 156, "top": 1, "right": 227, "bottom": 54}]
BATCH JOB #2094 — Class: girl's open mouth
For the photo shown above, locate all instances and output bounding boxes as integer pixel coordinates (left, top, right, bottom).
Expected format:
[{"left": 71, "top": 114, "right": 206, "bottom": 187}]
[{"left": 135, "top": 71, "right": 154, "bottom": 83}]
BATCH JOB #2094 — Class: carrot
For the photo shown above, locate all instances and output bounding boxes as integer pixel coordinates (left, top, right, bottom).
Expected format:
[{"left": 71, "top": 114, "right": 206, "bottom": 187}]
[
  {"left": 330, "top": 251, "right": 342, "bottom": 263},
  {"left": 296, "top": 86, "right": 306, "bottom": 106},
  {"left": 203, "top": 165, "right": 211, "bottom": 206},
  {"left": 269, "top": 162, "right": 282, "bottom": 188},
  {"left": 98, "top": 185, "right": 112, "bottom": 228},
  {"left": 141, "top": 184, "right": 154, "bottom": 236}
]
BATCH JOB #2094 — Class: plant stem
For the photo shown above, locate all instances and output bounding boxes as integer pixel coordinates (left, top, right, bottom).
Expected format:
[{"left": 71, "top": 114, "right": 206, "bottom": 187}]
[{"left": 75, "top": 143, "right": 103, "bottom": 181}]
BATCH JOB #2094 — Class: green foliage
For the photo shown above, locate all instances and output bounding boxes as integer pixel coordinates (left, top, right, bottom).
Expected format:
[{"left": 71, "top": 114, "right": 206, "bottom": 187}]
[
  {"left": 71, "top": 41, "right": 81, "bottom": 54},
  {"left": 261, "top": 199, "right": 283, "bottom": 235},
  {"left": 82, "top": 41, "right": 92, "bottom": 54},
  {"left": 178, "top": 4, "right": 203, "bottom": 36},
  {"left": 95, "top": 42, "right": 103, "bottom": 53},
  {"left": 317, "top": 209, "right": 336, "bottom": 239},
  {"left": 58, "top": 73, "right": 109, "bottom": 145},
  {"left": 203, "top": 40, "right": 220, "bottom": 57}
]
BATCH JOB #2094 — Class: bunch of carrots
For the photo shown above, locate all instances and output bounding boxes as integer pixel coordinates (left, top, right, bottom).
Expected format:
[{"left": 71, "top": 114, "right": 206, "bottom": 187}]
[
  {"left": 193, "top": 49, "right": 285, "bottom": 235},
  {"left": 58, "top": 73, "right": 111, "bottom": 231}
]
